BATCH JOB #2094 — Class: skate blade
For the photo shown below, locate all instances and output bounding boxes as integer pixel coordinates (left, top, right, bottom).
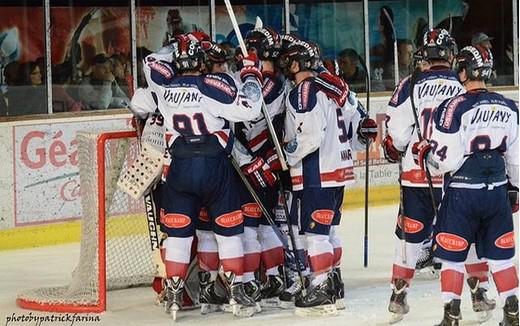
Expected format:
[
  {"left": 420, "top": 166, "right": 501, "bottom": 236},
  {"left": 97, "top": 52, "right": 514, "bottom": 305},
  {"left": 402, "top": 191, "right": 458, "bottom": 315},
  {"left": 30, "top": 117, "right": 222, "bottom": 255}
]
[
  {"left": 415, "top": 267, "right": 439, "bottom": 280},
  {"left": 200, "top": 303, "right": 221, "bottom": 315},
  {"left": 278, "top": 300, "right": 295, "bottom": 309},
  {"left": 335, "top": 298, "right": 346, "bottom": 310},
  {"left": 476, "top": 310, "right": 493, "bottom": 323},
  {"left": 261, "top": 297, "right": 281, "bottom": 308},
  {"left": 294, "top": 304, "right": 338, "bottom": 317},
  {"left": 221, "top": 303, "right": 233, "bottom": 313},
  {"left": 232, "top": 304, "right": 257, "bottom": 317},
  {"left": 389, "top": 313, "right": 404, "bottom": 324},
  {"left": 172, "top": 309, "right": 178, "bottom": 322}
]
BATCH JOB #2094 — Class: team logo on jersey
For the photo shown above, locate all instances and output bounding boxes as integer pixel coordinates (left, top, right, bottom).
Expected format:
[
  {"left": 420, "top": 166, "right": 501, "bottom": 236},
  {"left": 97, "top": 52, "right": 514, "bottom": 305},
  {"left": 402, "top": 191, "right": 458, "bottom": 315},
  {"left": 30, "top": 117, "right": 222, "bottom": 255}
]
[
  {"left": 160, "top": 210, "right": 191, "bottom": 229},
  {"left": 435, "top": 232, "right": 468, "bottom": 252},
  {"left": 286, "top": 139, "right": 298, "bottom": 153},
  {"left": 242, "top": 80, "right": 261, "bottom": 102},
  {"left": 396, "top": 216, "right": 424, "bottom": 234},
  {"left": 495, "top": 231, "right": 515, "bottom": 249},
  {"left": 215, "top": 210, "right": 243, "bottom": 228},
  {"left": 311, "top": 209, "right": 334, "bottom": 225},
  {"left": 241, "top": 203, "right": 262, "bottom": 218},
  {"left": 198, "top": 207, "right": 210, "bottom": 222}
]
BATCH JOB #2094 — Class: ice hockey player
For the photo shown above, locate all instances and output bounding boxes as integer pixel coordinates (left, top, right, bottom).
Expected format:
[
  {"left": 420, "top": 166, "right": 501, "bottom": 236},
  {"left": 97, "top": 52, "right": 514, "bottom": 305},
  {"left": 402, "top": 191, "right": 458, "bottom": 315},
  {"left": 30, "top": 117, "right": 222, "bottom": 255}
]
[
  {"left": 280, "top": 39, "right": 377, "bottom": 316},
  {"left": 129, "top": 35, "right": 264, "bottom": 320},
  {"left": 383, "top": 29, "right": 496, "bottom": 323},
  {"left": 412, "top": 45, "right": 519, "bottom": 326}
]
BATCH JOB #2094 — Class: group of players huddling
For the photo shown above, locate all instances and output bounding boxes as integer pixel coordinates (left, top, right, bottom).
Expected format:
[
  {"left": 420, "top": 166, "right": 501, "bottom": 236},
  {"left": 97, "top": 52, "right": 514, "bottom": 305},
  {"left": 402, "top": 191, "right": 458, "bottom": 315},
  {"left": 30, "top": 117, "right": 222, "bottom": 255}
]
[{"left": 126, "top": 24, "right": 518, "bottom": 326}]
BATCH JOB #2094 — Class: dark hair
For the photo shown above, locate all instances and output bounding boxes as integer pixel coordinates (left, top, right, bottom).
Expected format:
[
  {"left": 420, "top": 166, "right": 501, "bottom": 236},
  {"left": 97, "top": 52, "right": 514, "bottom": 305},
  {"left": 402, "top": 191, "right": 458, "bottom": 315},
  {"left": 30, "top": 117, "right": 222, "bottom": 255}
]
[
  {"left": 19, "top": 62, "right": 41, "bottom": 85},
  {"left": 136, "top": 47, "right": 152, "bottom": 62},
  {"left": 380, "top": 6, "right": 395, "bottom": 62},
  {"left": 338, "top": 48, "right": 360, "bottom": 63}
]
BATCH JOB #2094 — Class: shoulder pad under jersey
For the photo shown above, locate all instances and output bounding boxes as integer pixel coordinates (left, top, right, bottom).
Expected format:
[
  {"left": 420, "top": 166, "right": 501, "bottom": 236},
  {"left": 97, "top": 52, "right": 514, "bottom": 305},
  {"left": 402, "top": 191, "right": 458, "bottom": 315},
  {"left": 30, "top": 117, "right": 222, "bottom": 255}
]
[
  {"left": 145, "top": 55, "right": 176, "bottom": 86},
  {"left": 199, "top": 73, "right": 238, "bottom": 104},
  {"left": 262, "top": 72, "right": 285, "bottom": 105},
  {"left": 434, "top": 94, "right": 471, "bottom": 133},
  {"left": 288, "top": 78, "right": 319, "bottom": 113},
  {"left": 389, "top": 76, "right": 411, "bottom": 107}
]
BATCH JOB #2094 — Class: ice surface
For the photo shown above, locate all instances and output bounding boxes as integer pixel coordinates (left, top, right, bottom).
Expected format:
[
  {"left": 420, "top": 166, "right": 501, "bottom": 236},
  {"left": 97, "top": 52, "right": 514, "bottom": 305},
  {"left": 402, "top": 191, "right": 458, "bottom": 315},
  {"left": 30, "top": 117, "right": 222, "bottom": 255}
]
[{"left": 1, "top": 204, "right": 516, "bottom": 326}]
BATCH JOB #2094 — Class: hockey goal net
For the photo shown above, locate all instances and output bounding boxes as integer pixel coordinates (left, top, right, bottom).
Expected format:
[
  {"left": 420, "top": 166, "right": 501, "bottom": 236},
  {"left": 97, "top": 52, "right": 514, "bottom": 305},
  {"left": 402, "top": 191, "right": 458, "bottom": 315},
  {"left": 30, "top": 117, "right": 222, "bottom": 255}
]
[{"left": 16, "top": 130, "right": 157, "bottom": 313}]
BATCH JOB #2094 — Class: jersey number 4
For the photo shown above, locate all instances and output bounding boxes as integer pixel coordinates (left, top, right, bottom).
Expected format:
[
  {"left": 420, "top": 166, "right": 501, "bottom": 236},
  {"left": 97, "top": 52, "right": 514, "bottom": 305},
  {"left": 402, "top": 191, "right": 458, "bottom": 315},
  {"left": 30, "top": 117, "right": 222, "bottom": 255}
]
[{"left": 172, "top": 113, "right": 209, "bottom": 136}]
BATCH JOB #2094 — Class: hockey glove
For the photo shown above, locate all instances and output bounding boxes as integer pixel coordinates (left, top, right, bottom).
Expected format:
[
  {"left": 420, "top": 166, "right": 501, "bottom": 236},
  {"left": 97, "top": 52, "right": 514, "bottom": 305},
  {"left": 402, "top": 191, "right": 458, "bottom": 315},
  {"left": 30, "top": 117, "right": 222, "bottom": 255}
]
[
  {"left": 264, "top": 148, "right": 282, "bottom": 172},
  {"left": 315, "top": 72, "right": 348, "bottom": 107},
  {"left": 357, "top": 118, "right": 378, "bottom": 145},
  {"left": 382, "top": 135, "right": 403, "bottom": 163},
  {"left": 411, "top": 139, "right": 431, "bottom": 171},
  {"left": 508, "top": 182, "right": 519, "bottom": 213},
  {"left": 241, "top": 157, "right": 277, "bottom": 189},
  {"left": 238, "top": 51, "right": 262, "bottom": 84}
]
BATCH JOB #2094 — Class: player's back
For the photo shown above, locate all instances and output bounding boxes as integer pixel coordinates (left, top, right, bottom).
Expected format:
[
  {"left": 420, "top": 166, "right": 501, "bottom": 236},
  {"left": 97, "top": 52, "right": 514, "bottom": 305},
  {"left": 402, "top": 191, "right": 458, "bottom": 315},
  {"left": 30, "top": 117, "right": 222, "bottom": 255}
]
[{"left": 386, "top": 68, "right": 464, "bottom": 187}]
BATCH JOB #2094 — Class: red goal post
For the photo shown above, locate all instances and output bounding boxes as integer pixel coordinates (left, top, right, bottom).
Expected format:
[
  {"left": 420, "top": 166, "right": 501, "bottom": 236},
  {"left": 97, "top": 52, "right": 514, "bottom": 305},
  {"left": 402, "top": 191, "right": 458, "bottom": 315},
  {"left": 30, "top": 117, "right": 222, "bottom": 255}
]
[{"left": 16, "top": 130, "right": 157, "bottom": 313}]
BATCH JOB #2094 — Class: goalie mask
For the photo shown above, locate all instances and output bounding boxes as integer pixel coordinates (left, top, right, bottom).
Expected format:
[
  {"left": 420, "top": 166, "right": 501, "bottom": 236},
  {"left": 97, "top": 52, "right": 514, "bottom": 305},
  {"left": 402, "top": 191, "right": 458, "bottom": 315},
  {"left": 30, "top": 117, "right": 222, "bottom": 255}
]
[
  {"left": 455, "top": 45, "right": 494, "bottom": 82},
  {"left": 245, "top": 27, "right": 281, "bottom": 61},
  {"left": 171, "top": 35, "right": 206, "bottom": 72},
  {"left": 422, "top": 28, "right": 457, "bottom": 62}
]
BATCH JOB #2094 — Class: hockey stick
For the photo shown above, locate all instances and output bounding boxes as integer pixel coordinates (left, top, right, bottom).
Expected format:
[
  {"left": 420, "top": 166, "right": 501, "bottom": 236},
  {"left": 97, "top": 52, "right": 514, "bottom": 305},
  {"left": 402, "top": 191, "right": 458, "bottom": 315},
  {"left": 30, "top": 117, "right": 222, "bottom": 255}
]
[
  {"left": 381, "top": 7, "right": 408, "bottom": 264},
  {"left": 382, "top": 7, "right": 399, "bottom": 86},
  {"left": 409, "top": 69, "right": 438, "bottom": 219},
  {"left": 223, "top": 0, "right": 288, "bottom": 172},
  {"left": 278, "top": 178, "right": 307, "bottom": 296},
  {"left": 357, "top": 54, "right": 371, "bottom": 268}
]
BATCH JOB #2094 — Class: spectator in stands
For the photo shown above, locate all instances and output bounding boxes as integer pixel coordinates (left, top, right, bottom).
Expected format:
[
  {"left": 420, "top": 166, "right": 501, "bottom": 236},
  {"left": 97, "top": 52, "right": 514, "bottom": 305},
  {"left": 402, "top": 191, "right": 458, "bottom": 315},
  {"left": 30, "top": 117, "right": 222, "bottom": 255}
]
[
  {"left": 110, "top": 54, "right": 132, "bottom": 97},
  {"left": 397, "top": 39, "right": 414, "bottom": 79},
  {"left": 337, "top": 48, "right": 365, "bottom": 93},
  {"left": 52, "top": 63, "right": 83, "bottom": 112},
  {"left": 370, "top": 6, "right": 396, "bottom": 91},
  {"left": 78, "top": 54, "right": 129, "bottom": 110},
  {"left": 0, "top": 89, "right": 6, "bottom": 116},
  {"left": 471, "top": 32, "right": 493, "bottom": 50},
  {"left": 7, "top": 62, "right": 47, "bottom": 116}
]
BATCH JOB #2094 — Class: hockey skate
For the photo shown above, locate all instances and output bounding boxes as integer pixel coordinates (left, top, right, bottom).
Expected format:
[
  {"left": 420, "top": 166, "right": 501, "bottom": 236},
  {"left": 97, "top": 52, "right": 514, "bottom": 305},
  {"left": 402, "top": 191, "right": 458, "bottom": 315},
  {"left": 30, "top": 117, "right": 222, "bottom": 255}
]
[
  {"left": 434, "top": 299, "right": 462, "bottom": 326},
  {"left": 294, "top": 275, "right": 337, "bottom": 317},
  {"left": 198, "top": 271, "right": 227, "bottom": 314},
  {"left": 467, "top": 277, "right": 496, "bottom": 323},
  {"left": 415, "top": 246, "right": 440, "bottom": 279},
  {"left": 331, "top": 267, "right": 346, "bottom": 310},
  {"left": 243, "top": 279, "right": 262, "bottom": 312},
  {"left": 388, "top": 279, "right": 409, "bottom": 324},
  {"left": 260, "top": 274, "right": 285, "bottom": 308},
  {"left": 164, "top": 277, "right": 185, "bottom": 321},
  {"left": 500, "top": 295, "right": 519, "bottom": 326},
  {"left": 222, "top": 272, "right": 258, "bottom": 317},
  {"left": 278, "top": 273, "right": 305, "bottom": 309}
]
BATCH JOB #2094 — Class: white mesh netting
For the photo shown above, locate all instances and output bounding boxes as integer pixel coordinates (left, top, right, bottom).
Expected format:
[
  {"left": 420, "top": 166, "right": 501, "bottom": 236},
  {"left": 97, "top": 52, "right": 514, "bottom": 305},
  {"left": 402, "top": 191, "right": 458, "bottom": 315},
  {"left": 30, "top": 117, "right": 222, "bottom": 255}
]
[{"left": 16, "top": 131, "right": 157, "bottom": 312}]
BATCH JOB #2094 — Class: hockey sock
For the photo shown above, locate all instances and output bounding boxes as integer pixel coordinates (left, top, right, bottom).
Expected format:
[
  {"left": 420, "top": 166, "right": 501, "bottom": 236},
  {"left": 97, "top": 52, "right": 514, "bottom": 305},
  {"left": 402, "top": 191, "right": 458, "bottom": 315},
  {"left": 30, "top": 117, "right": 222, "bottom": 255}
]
[
  {"left": 242, "top": 226, "right": 261, "bottom": 282},
  {"left": 216, "top": 234, "right": 245, "bottom": 283},
  {"left": 489, "top": 258, "right": 519, "bottom": 301},
  {"left": 164, "top": 236, "right": 194, "bottom": 279},
  {"left": 196, "top": 230, "right": 219, "bottom": 281},
  {"left": 391, "top": 238, "right": 421, "bottom": 286},
  {"left": 307, "top": 234, "right": 333, "bottom": 279},
  {"left": 258, "top": 225, "right": 284, "bottom": 276},
  {"left": 329, "top": 226, "right": 342, "bottom": 267},
  {"left": 465, "top": 244, "right": 489, "bottom": 289},
  {"left": 440, "top": 261, "right": 465, "bottom": 303}
]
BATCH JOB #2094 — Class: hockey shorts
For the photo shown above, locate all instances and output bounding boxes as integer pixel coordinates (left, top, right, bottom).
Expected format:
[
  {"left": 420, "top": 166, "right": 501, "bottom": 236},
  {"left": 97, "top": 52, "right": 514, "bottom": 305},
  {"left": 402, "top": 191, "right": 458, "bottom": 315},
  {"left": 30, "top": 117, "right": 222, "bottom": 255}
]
[
  {"left": 160, "top": 154, "right": 244, "bottom": 237},
  {"left": 290, "top": 186, "right": 344, "bottom": 235},
  {"left": 394, "top": 186, "right": 442, "bottom": 243},
  {"left": 433, "top": 185, "right": 515, "bottom": 262}
]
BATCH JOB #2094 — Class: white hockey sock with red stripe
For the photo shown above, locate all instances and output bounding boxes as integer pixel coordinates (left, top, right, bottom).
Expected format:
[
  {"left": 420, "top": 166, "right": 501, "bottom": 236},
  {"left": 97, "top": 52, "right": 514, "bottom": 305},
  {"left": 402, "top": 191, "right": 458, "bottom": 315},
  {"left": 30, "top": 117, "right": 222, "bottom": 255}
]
[
  {"left": 216, "top": 234, "right": 245, "bottom": 283},
  {"left": 258, "top": 225, "right": 284, "bottom": 276},
  {"left": 163, "top": 236, "right": 194, "bottom": 279}
]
